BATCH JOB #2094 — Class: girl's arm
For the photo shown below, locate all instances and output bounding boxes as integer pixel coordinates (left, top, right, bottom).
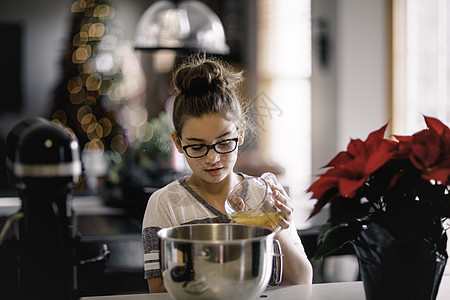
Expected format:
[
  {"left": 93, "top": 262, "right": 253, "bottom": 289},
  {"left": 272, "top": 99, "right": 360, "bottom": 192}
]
[
  {"left": 270, "top": 178, "right": 313, "bottom": 285},
  {"left": 274, "top": 228, "right": 313, "bottom": 285}
]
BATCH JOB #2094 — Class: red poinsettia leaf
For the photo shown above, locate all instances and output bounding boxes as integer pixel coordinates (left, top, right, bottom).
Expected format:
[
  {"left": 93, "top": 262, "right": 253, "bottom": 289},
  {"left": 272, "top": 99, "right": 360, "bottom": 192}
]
[
  {"left": 409, "top": 129, "right": 440, "bottom": 169},
  {"left": 385, "top": 138, "right": 398, "bottom": 147},
  {"left": 424, "top": 115, "right": 449, "bottom": 136},
  {"left": 307, "top": 176, "right": 339, "bottom": 200},
  {"left": 365, "top": 123, "right": 389, "bottom": 149},
  {"left": 347, "top": 138, "right": 366, "bottom": 158},
  {"left": 394, "top": 135, "right": 413, "bottom": 158},
  {"left": 338, "top": 177, "right": 366, "bottom": 198},
  {"left": 325, "top": 151, "right": 353, "bottom": 168},
  {"left": 439, "top": 157, "right": 450, "bottom": 169},
  {"left": 410, "top": 145, "right": 439, "bottom": 168},
  {"left": 363, "top": 154, "right": 387, "bottom": 175},
  {"left": 422, "top": 168, "right": 450, "bottom": 185},
  {"left": 394, "top": 135, "right": 412, "bottom": 142},
  {"left": 442, "top": 135, "right": 450, "bottom": 159},
  {"left": 364, "top": 140, "right": 397, "bottom": 174},
  {"left": 312, "top": 124, "right": 394, "bottom": 203},
  {"left": 326, "top": 163, "right": 366, "bottom": 181}
]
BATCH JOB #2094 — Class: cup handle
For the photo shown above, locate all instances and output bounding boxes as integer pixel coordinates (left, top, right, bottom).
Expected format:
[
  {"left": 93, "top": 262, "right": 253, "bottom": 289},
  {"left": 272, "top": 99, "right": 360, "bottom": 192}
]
[{"left": 269, "top": 239, "right": 283, "bottom": 286}]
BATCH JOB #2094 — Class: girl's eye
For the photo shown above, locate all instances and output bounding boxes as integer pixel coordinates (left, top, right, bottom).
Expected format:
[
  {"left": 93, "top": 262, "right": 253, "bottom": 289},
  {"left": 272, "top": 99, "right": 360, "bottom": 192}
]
[
  {"left": 217, "top": 140, "right": 232, "bottom": 149},
  {"left": 191, "top": 145, "right": 205, "bottom": 151}
]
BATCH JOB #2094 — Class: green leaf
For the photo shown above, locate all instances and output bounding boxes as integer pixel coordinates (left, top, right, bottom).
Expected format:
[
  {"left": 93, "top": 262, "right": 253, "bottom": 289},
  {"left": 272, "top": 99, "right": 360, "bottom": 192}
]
[{"left": 312, "top": 221, "right": 363, "bottom": 260}]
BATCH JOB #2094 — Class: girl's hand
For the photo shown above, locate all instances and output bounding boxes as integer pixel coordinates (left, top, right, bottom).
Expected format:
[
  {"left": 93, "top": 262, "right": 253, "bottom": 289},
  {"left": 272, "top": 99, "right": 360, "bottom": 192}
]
[
  {"left": 272, "top": 186, "right": 294, "bottom": 230},
  {"left": 262, "top": 172, "right": 293, "bottom": 230}
]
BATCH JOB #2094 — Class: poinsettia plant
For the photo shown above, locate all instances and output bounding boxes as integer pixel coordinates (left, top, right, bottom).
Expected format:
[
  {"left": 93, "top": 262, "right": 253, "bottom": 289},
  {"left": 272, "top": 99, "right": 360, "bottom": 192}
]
[{"left": 307, "top": 115, "right": 450, "bottom": 259}]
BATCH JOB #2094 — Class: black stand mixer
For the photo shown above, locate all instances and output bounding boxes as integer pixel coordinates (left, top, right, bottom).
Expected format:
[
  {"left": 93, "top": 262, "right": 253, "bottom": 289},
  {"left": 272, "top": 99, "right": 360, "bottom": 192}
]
[{"left": 2, "top": 118, "right": 109, "bottom": 299}]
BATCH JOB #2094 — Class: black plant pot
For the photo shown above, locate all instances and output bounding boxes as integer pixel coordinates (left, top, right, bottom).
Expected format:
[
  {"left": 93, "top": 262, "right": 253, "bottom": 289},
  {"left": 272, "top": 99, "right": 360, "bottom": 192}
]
[{"left": 352, "top": 219, "right": 448, "bottom": 300}]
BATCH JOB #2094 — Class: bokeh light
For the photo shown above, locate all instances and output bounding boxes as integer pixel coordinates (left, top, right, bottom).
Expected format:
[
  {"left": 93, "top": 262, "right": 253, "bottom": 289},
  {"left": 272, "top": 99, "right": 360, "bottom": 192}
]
[
  {"left": 94, "top": 4, "right": 115, "bottom": 19},
  {"left": 86, "top": 73, "right": 102, "bottom": 91},
  {"left": 77, "top": 105, "right": 93, "bottom": 122},
  {"left": 98, "top": 117, "right": 112, "bottom": 136},
  {"left": 111, "top": 135, "right": 127, "bottom": 154},
  {"left": 88, "top": 23, "right": 105, "bottom": 39},
  {"left": 52, "top": 110, "right": 67, "bottom": 125},
  {"left": 71, "top": 0, "right": 87, "bottom": 13},
  {"left": 52, "top": 0, "right": 148, "bottom": 157},
  {"left": 67, "top": 76, "right": 83, "bottom": 94},
  {"left": 84, "top": 139, "right": 105, "bottom": 152},
  {"left": 73, "top": 32, "right": 88, "bottom": 47}
]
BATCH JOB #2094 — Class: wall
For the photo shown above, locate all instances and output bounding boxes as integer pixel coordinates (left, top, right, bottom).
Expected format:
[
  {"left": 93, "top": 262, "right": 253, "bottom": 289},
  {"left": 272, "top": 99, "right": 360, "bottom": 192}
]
[
  {"left": 336, "top": 0, "right": 389, "bottom": 151},
  {"left": 311, "top": 0, "right": 389, "bottom": 172},
  {"left": 0, "top": 0, "right": 71, "bottom": 126},
  {"left": 305, "top": 0, "right": 389, "bottom": 229},
  {"left": 307, "top": 0, "right": 389, "bottom": 282},
  {"left": 311, "top": 0, "right": 338, "bottom": 178}
]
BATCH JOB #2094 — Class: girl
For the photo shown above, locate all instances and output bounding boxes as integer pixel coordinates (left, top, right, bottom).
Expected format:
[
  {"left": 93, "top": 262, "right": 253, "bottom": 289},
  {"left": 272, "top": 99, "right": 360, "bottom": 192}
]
[{"left": 142, "top": 54, "right": 313, "bottom": 293}]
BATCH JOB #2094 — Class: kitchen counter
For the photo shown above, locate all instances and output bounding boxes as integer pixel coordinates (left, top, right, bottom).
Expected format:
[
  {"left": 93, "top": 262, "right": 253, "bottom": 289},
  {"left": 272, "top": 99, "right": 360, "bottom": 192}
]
[{"left": 81, "top": 274, "right": 450, "bottom": 300}]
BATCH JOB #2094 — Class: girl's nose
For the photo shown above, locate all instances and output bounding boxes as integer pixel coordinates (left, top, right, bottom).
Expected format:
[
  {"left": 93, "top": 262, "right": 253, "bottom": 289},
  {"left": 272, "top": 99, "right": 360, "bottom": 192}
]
[{"left": 204, "top": 149, "right": 220, "bottom": 164}]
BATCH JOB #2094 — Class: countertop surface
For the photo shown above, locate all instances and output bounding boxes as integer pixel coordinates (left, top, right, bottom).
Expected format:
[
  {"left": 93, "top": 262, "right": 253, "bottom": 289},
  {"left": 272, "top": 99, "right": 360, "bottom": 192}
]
[{"left": 81, "top": 274, "right": 450, "bottom": 300}]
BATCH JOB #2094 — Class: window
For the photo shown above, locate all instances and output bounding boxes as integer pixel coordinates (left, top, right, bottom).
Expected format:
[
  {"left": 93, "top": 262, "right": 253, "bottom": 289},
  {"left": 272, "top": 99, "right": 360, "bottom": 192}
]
[
  {"left": 256, "top": 0, "right": 311, "bottom": 203},
  {"left": 393, "top": 0, "right": 450, "bottom": 134}
]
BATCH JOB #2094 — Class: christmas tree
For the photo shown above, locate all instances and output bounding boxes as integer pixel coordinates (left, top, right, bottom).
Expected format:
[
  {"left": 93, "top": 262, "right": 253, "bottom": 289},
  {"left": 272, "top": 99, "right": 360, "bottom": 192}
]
[{"left": 50, "top": 0, "right": 147, "bottom": 155}]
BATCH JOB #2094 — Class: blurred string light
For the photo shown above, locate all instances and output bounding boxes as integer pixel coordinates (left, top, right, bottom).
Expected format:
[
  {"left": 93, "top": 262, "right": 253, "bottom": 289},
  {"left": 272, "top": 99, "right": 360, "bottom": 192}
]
[{"left": 51, "top": 0, "right": 153, "bottom": 156}]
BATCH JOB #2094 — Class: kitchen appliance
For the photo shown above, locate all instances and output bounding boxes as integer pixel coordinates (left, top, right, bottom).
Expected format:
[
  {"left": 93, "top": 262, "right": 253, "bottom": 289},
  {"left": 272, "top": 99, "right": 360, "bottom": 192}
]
[
  {"left": 2, "top": 117, "right": 109, "bottom": 299},
  {"left": 158, "top": 223, "right": 281, "bottom": 300}
]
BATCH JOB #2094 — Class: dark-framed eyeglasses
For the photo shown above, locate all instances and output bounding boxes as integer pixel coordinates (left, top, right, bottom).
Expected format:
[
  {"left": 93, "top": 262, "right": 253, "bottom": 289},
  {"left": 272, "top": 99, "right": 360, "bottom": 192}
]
[{"left": 181, "top": 137, "right": 239, "bottom": 158}]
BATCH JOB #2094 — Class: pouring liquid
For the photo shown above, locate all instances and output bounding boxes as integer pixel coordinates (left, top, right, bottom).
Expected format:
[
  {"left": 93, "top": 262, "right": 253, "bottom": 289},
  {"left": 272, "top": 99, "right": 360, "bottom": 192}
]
[{"left": 231, "top": 210, "right": 282, "bottom": 229}]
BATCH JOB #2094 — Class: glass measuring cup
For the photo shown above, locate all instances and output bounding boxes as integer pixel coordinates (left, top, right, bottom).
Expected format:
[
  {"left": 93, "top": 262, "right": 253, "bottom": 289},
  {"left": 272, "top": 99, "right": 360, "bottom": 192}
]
[{"left": 225, "top": 173, "right": 283, "bottom": 231}]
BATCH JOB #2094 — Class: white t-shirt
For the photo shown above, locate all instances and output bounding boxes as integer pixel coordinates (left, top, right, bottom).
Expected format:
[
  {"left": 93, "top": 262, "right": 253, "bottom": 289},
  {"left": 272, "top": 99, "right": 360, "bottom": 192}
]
[{"left": 142, "top": 175, "right": 305, "bottom": 279}]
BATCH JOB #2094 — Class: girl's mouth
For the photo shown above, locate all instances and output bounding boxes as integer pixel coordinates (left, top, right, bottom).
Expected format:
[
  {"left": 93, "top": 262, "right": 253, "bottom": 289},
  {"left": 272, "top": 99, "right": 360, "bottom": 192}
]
[{"left": 205, "top": 167, "right": 223, "bottom": 175}]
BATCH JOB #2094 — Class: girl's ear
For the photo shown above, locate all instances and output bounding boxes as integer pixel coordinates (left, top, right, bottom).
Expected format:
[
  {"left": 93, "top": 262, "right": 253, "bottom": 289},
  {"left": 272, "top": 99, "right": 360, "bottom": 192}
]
[
  {"left": 171, "top": 131, "right": 184, "bottom": 154},
  {"left": 238, "top": 122, "right": 246, "bottom": 145}
]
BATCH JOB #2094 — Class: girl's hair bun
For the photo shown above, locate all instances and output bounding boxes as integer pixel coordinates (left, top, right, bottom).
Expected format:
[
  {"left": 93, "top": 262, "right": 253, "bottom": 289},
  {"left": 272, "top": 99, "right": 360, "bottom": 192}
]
[
  {"left": 183, "top": 76, "right": 216, "bottom": 96},
  {"left": 171, "top": 54, "right": 246, "bottom": 137},
  {"left": 173, "top": 56, "right": 239, "bottom": 96}
]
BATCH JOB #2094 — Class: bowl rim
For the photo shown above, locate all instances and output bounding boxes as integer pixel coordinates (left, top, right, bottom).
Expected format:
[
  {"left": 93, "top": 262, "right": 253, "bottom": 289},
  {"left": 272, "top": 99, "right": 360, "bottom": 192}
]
[{"left": 157, "top": 223, "right": 275, "bottom": 244}]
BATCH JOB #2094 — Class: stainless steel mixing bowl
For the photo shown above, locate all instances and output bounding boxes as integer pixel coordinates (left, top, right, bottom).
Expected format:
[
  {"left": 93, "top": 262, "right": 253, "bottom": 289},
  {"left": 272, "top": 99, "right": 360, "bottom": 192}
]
[{"left": 158, "top": 223, "right": 277, "bottom": 300}]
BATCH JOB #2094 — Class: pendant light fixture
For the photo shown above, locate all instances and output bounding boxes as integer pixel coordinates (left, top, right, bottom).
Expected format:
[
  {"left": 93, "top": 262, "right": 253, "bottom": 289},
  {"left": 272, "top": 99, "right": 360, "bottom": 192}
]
[{"left": 135, "top": 0, "right": 230, "bottom": 55}]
